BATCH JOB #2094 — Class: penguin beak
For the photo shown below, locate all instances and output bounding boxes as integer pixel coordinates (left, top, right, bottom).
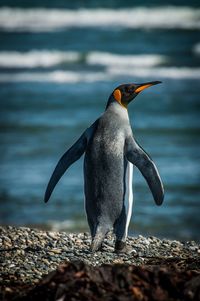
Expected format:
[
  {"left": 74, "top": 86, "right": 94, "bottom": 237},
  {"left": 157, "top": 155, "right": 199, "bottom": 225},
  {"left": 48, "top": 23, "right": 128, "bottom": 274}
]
[{"left": 134, "top": 81, "right": 162, "bottom": 94}]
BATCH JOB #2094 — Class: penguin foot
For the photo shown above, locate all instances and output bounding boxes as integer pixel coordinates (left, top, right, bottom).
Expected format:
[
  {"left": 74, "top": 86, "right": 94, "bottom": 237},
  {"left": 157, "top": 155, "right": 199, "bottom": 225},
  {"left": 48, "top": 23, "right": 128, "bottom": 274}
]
[
  {"left": 114, "top": 240, "right": 127, "bottom": 254},
  {"left": 90, "top": 240, "right": 102, "bottom": 253}
]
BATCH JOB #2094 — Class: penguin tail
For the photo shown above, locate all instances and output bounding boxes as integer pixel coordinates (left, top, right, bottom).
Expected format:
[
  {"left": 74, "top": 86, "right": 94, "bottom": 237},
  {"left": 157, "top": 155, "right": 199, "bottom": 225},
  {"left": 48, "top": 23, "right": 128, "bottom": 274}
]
[{"left": 90, "top": 226, "right": 107, "bottom": 253}]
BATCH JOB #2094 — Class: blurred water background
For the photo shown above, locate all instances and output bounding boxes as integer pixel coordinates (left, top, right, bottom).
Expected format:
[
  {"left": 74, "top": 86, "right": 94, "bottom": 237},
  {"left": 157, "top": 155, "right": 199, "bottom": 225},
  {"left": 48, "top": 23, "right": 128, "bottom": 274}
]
[{"left": 0, "top": 0, "right": 200, "bottom": 241}]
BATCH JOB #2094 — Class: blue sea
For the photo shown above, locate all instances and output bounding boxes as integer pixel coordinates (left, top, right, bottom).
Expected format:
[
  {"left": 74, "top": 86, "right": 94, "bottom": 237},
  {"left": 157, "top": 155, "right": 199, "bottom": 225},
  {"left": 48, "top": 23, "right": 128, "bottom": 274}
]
[{"left": 0, "top": 0, "right": 199, "bottom": 241}]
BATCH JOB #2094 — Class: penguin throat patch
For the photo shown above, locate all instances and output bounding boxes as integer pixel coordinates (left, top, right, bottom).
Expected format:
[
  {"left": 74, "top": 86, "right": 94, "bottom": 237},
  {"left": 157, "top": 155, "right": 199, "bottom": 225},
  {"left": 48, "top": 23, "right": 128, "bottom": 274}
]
[{"left": 113, "top": 89, "right": 127, "bottom": 108}]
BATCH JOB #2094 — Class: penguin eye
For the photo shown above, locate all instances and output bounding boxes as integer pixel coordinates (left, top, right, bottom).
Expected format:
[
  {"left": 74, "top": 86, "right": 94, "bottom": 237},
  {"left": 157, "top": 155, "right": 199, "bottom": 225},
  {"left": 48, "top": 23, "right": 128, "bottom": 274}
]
[{"left": 124, "top": 86, "right": 131, "bottom": 94}]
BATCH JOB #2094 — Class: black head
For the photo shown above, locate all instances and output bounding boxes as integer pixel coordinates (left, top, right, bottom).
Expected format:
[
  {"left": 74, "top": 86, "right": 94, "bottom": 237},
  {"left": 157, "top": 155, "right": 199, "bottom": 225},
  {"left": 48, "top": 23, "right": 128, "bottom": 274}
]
[{"left": 108, "top": 81, "right": 162, "bottom": 109}]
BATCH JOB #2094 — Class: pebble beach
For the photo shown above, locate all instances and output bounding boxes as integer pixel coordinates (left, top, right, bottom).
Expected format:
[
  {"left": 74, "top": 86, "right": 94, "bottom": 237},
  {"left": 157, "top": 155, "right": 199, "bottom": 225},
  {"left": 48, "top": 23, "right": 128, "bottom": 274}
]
[{"left": 1, "top": 226, "right": 200, "bottom": 286}]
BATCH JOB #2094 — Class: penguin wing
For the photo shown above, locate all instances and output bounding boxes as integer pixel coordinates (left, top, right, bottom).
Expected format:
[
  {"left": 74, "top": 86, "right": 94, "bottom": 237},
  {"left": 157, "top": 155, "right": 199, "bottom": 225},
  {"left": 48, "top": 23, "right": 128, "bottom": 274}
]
[
  {"left": 125, "top": 136, "right": 164, "bottom": 205},
  {"left": 44, "top": 131, "right": 88, "bottom": 203}
]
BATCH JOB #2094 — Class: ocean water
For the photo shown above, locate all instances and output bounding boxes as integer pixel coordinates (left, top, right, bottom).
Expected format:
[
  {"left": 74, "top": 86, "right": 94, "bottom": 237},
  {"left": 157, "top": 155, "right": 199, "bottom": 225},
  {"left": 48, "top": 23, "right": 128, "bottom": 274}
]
[{"left": 0, "top": 0, "right": 199, "bottom": 241}]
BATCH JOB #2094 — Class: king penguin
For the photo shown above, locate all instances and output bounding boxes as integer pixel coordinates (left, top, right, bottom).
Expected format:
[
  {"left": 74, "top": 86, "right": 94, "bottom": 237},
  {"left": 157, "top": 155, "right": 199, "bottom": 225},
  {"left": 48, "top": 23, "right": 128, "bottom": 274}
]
[{"left": 44, "top": 81, "right": 164, "bottom": 253}]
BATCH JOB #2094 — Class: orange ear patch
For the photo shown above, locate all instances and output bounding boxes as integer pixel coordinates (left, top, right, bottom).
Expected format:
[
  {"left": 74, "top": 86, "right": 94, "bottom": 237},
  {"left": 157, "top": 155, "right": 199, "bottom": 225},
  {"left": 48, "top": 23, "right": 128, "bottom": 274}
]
[{"left": 113, "top": 89, "right": 122, "bottom": 102}]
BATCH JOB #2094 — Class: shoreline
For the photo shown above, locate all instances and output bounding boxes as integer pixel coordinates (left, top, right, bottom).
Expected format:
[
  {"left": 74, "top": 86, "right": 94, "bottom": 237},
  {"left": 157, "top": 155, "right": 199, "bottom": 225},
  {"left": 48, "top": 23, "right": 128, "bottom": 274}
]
[{"left": 1, "top": 226, "right": 200, "bottom": 300}]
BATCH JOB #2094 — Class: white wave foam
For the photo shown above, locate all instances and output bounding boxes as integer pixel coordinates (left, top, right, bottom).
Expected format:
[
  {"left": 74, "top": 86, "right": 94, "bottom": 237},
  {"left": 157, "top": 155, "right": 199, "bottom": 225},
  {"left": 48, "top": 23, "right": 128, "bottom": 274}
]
[
  {"left": 193, "top": 42, "right": 200, "bottom": 55},
  {"left": 0, "top": 66, "right": 199, "bottom": 84},
  {"left": 47, "top": 220, "right": 86, "bottom": 231},
  {"left": 87, "top": 52, "right": 166, "bottom": 67},
  {"left": 0, "top": 50, "right": 80, "bottom": 68},
  {"left": 0, "top": 71, "right": 107, "bottom": 83},
  {"left": 108, "top": 66, "right": 200, "bottom": 79},
  {"left": 0, "top": 7, "right": 199, "bottom": 32},
  {"left": 0, "top": 50, "right": 166, "bottom": 68},
  {"left": 47, "top": 220, "right": 76, "bottom": 231}
]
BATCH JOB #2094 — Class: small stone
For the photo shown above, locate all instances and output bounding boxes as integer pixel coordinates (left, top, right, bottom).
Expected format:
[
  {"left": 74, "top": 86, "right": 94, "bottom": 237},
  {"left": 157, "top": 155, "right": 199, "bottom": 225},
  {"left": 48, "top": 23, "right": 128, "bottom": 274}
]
[
  {"left": 9, "top": 264, "right": 15, "bottom": 268},
  {"left": 113, "top": 259, "right": 124, "bottom": 264},
  {"left": 84, "top": 239, "right": 91, "bottom": 244},
  {"left": 42, "top": 258, "right": 50, "bottom": 265},
  {"left": 4, "top": 242, "right": 12, "bottom": 248},
  {"left": 138, "top": 235, "right": 144, "bottom": 239},
  {"left": 5, "top": 287, "right": 13, "bottom": 293},
  {"left": 48, "top": 232, "right": 58, "bottom": 240},
  {"left": 63, "top": 253, "right": 74, "bottom": 257},
  {"left": 50, "top": 248, "right": 62, "bottom": 254},
  {"left": 75, "top": 239, "right": 82, "bottom": 245},
  {"left": 130, "top": 249, "right": 137, "bottom": 255},
  {"left": 4, "top": 237, "right": 11, "bottom": 243},
  {"left": 104, "top": 240, "right": 114, "bottom": 247},
  {"left": 142, "top": 239, "right": 150, "bottom": 246},
  {"left": 189, "top": 246, "right": 197, "bottom": 251},
  {"left": 162, "top": 242, "right": 169, "bottom": 247}
]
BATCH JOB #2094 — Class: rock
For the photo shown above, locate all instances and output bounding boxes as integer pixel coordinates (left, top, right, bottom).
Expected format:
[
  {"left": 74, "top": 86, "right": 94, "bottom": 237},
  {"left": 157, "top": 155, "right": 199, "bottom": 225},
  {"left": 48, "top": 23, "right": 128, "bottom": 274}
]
[
  {"left": 189, "top": 246, "right": 198, "bottom": 251},
  {"left": 48, "top": 232, "right": 58, "bottom": 240},
  {"left": 50, "top": 248, "right": 62, "bottom": 254}
]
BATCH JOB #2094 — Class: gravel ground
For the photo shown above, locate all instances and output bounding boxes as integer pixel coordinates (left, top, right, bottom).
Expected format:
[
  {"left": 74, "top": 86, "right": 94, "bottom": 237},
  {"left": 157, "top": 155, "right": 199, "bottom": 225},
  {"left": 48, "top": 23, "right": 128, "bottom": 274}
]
[{"left": 1, "top": 226, "right": 200, "bottom": 287}]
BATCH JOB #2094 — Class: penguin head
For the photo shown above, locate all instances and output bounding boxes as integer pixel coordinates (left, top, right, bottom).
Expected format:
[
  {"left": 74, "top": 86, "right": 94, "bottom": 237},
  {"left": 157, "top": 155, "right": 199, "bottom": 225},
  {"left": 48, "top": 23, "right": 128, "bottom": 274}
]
[{"left": 110, "top": 81, "right": 162, "bottom": 109}]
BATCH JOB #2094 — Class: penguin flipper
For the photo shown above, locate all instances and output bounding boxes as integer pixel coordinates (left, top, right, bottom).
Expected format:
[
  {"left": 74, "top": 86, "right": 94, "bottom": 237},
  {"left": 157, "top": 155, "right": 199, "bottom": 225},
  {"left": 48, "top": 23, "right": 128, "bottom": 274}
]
[
  {"left": 44, "top": 132, "right": 88, "bottom": 203},
  {"left": 125, "top": 136, "right": 164, "bottom": 205}
]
